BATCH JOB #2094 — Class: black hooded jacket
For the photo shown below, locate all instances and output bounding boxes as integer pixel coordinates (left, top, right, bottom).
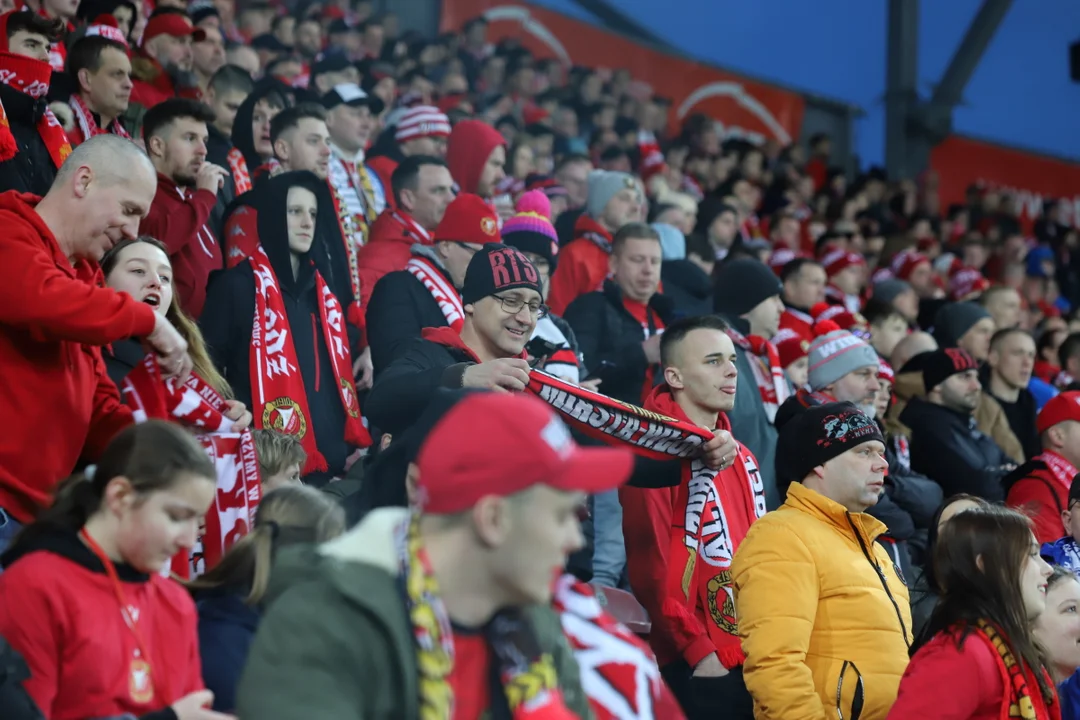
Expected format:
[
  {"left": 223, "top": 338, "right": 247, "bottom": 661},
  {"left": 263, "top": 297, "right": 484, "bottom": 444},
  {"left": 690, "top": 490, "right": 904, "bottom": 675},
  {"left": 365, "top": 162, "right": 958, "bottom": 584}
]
[
  {"left": 0, "top": 83, "right": 58, "bottom": 196},
  {"left": 230, "top": 80, "right": 289, "bottom": 176},
  {"left": 201, "top": 172, "right": 355, "bottom": 485}
]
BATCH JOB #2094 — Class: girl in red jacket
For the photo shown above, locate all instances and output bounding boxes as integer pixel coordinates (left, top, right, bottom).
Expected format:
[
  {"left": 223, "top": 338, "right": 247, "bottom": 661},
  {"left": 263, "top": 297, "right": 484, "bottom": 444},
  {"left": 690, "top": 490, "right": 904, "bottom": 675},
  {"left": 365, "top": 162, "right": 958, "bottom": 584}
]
[
  {"left": 888, "top": 505, "right": 1060, "bottom": 720},
  {"left": 0, "top": 421, "right": 233, "bottom": 720}
]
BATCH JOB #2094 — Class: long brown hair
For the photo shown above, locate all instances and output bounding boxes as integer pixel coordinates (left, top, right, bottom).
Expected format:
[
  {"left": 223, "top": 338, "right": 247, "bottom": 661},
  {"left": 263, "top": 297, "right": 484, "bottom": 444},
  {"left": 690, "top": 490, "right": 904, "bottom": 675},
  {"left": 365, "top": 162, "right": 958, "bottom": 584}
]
[
  {"left": 100, "top": 236, "right": 231, "bottom": 397},
  {"left": 186, "top": 485, "right": 345, "bottom": 605},
  {"left": 919, "top": 505, "right": 1053, "bottom": 702}
]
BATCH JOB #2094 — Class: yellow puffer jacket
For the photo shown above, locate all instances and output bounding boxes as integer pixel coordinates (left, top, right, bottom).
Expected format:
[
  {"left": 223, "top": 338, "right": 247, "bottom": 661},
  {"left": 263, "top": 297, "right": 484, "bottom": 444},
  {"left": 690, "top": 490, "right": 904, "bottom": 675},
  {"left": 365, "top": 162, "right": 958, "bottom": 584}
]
[{"left": 732, "top": 483, "right": 913, "bottom": 720}]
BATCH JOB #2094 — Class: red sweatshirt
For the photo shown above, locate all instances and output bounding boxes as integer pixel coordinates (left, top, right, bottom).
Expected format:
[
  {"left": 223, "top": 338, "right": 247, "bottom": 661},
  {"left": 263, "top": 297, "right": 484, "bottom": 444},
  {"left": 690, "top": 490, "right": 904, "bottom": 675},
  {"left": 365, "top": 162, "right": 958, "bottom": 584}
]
[
  {"left": 888, "top": 628, "right": 1061, "bottom": 720},
  {"left": 0, "top": 530, "right": 204, "bottom": 719},
  {"left": 546, "top": 215, "right": 614, "bottom": 316},
  {"left": 356, "top": 208, "right": 433, "bottom": 310},
  {"left": 139, "top": 174, "right": 220, "bottom": 319},
  {"left": 0, "top": 192, "right": 156, "bottom": 522},
  {"left": 620, "top": 385, "right": 765, "bottom": 670},
  {"left": 446, "top": 119, "right": 505, "bottom": 196},
  {"left": 1006, "top": 451, "right": 1075, "bottom": 544}
]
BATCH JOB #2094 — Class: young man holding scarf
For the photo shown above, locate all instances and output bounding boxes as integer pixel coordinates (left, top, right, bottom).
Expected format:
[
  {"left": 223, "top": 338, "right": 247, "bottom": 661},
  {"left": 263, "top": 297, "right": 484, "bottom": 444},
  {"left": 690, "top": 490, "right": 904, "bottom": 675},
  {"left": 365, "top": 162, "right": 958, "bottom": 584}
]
[
  {"left": 713, "top": 257, "right": 785, "bottom": 509},
  {"left": 237, "top": 390, "right": 634, "bottom": 720},
  {"left": 1007, "top": 391, "right": 1080, "bottom": 543},
  {"left": 65, "top": 34, "right": 132, "bottom": 147},
  {"left": 365, "top": 193, "right": 496, "bottom": 376},
  {"left": 0, "top": 11, "right": 71, "bottom": 196},
  {"left": 366, "top": 243, "right": 540, "bottom": 435},
  {"left": 620, "top": 315, "right": 765, "bottom": 719}
]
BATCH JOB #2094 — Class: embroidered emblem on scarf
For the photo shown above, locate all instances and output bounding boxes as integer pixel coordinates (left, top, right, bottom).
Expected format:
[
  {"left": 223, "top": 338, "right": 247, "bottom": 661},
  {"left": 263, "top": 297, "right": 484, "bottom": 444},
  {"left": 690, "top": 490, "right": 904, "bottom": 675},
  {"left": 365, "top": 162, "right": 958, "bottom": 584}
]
[{"left": 121, "top": 353, "right": 262, "bottom": 579}]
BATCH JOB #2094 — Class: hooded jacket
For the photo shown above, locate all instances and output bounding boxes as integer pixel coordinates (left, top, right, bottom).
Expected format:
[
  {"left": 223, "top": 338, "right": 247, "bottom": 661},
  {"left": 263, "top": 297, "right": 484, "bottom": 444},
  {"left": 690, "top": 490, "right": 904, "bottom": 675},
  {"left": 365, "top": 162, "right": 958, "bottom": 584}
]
[
  {"left": 230, "top": 81, "right": 289, "bottom": 175},
  {"left": 235, "top": 507, "right": 592, "bottom": 720},
  {"left": 620, "top": 384, "right": 764, "bottom": 670},
  {"left": 900, "top": 397, "right": 1014, "bottom": 502},
  {"left": 562, "top": 280, "right": 676, "bottom": 406},
  {"left": 200, "top": 172, "right": 354, "bottom": 484},
  {"left": 139, "top": 173, "right": 220, "bottom": 319},
  {"left": 547, "top": 214, "right": 614, "bottom": 316},
  {"left": 732, "top": 482, "right": 912, "bottom": 720},
  {"left": 1005, "top": 451, "right": 1078, "bottom": 544},
  {"left": 0, "top": 527, "right": 203, "bottom": 720},
  {"left": 445, "top": 119, "right": 505, "bottom": 197},
  {"left": 0, "top": 192, "right": 156, "bottom": 523},
  {"left": 365, "top": 245, "right": 457, "bottom": 376},
  {"left": 0, "top": 82, "right": 58, "bottom": 196}
]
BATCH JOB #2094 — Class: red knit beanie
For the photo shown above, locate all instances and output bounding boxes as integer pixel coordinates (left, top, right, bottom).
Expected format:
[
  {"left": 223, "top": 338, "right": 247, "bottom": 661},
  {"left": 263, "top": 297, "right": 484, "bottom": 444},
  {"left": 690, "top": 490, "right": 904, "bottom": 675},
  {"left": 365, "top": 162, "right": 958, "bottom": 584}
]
[{"left": 434, "top": 193, "right": 500, "bottom": 245}]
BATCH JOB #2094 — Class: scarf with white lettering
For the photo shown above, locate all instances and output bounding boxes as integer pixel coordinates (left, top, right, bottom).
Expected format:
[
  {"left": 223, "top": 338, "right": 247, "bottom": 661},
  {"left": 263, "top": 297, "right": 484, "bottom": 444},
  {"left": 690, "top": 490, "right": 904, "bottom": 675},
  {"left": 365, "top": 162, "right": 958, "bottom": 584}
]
[
  {"left": 69, "top": 91, "right": 130, "bottom": 143},
  {"left": 1037, "top": 450, "right": 1079, "bottom": 491},
  {"left": 121, "top": 353, "right": 261, "bottom": 580},
  {"left": 406, "top": 254, "right": 464, "bottom": 332},
  {"left": 553, "top": 575, "right": 685, "bottom": 720},
  {"left": 249, "top": 247, "right": 370, "bottom": 475},
  {"left": 645, "top": 385, "right": 766, "bottom": 669},
  {"left": 525, "top": 370, "right": 712, "bottom": 460},
  {"left": 227, "top": 146, "right": 252, "bottom": 194},
  {"left": 725, "top": 325, "right": 788, "bottom": 422},
  {"left": 0, "top": 51, "right": 71, "bottom": 169}
]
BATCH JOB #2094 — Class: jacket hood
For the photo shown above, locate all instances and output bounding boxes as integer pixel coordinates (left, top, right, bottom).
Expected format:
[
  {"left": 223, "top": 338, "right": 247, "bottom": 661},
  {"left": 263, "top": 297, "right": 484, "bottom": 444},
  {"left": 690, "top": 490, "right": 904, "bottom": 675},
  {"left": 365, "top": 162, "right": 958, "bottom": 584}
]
[
  {"left": 0, "top": 192, "right": 99, "bottom": 283},
  {"left": 1, "top": 525, "right": 150, "bottom": 582},
  {"left": 643, "top": 383, "right": 732, "bottom": 433},
  {"left": 572, "top": 213, "right": 613, "bottom": 245},
  {"left": 231, "top": 79, "right": 290, "bottom": 172},
  {"left": 420, "top": 326, "right": 481, "bottom": 360},
  {"left": 446, "top": 119, "right": 505, "bottom": 196}
]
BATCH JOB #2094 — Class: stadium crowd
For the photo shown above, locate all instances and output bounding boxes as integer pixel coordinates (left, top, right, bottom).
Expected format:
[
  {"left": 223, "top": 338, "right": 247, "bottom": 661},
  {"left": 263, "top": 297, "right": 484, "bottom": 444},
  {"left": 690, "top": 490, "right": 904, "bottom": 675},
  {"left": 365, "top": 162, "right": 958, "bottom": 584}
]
[{"left": 1, "top": 0, "right": 1080, "bottom": 718}]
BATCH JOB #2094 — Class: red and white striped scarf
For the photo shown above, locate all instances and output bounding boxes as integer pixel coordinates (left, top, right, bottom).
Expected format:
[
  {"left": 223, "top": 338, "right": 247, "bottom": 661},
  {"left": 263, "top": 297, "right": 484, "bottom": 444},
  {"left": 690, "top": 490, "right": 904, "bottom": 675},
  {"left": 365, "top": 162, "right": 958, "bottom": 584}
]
[
  {"left": 249, "top": 247, "right": 371, "bottom": 475},
  {"left": 69, "top": 92, "right": 130, "bottom": 143},
  {"left": 726, "top": 326, "right": 789, "bottom": 422},
  {"left": 392, "top": 209, "right": 433, "bottom": 244},
  {"left": 406, "top": 255, "right": 464, "bottom": 332},
  {"left": 120, "top": 353, "right": 262, "bottom": 580},
  {"left": 552, "top": 575, "right": 685, "bottom": 720}
]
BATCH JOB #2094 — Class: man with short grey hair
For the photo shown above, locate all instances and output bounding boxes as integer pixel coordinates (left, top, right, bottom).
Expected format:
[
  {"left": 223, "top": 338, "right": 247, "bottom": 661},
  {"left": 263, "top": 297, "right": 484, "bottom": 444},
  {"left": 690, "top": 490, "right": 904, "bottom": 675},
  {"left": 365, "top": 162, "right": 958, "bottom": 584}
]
[{"left": 0, "top": 134, "right": 190, "bottom": 555}]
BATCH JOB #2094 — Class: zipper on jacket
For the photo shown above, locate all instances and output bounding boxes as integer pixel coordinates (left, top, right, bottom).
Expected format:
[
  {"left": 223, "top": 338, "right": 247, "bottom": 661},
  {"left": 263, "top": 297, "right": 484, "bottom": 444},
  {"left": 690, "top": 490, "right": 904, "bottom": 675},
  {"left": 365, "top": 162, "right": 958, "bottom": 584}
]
[
  {"left": 845, "top": 513, "right": 911, "bottom": 648},
  {"left": 835, "top": 660, "right": 864, "bottom": 720}
]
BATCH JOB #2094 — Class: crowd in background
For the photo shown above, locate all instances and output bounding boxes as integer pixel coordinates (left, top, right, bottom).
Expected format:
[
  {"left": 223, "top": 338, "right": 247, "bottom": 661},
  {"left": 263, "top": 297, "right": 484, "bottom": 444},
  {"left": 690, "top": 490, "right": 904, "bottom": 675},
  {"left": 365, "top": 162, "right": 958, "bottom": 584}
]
[{"left": 1, "top": 0, "right": 1080, "bottom": 718}]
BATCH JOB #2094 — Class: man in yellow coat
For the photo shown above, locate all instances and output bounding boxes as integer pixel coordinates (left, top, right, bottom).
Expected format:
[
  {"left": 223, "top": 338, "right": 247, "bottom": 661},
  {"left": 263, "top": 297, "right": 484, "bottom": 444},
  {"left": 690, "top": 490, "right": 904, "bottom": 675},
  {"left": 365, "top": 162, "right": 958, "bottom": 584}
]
[{"left": 732, "top": 401, "right": 912, "bottom": 719}]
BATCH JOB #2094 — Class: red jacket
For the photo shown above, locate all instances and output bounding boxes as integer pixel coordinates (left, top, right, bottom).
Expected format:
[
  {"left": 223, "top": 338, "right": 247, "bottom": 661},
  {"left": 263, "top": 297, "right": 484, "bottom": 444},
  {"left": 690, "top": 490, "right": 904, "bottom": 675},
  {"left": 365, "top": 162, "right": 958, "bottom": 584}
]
[
  {"left": 140, "top": 174, "right": 220, "bottom": 319},
  {"left": 888, "top": 628, "right": 1061, "bottom": 720},
  {"left": 779, "top": 305, "right": 814, "bottom": 339},
  {"left": 0, "top": 192, "right": 156, "bottom": 522},
  {"left": 366, "top": 154, "right": 398, "bottom": 208},
  {"left": 355, "top": 209, "right": 432, "bottom": 310},
  {"left": 1006, "top": 452, "right": 1075, "bottom": 544},
  {"left": 0, "top": 530, "right": 204, "bottom": 719},
  {"left": 620, "top": 385, "right": 764, "bottom": 670},
  {"left": 546, "top": 215, "right": 613, "bottom": 316}
]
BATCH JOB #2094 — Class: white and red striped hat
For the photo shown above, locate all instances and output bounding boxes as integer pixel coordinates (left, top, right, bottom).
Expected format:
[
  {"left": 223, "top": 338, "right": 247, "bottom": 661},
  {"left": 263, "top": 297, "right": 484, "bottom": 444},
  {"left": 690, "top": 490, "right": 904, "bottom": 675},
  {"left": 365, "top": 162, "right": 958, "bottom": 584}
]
[{"left": 394, "top": 105, "right": 451, "bottom": 144}]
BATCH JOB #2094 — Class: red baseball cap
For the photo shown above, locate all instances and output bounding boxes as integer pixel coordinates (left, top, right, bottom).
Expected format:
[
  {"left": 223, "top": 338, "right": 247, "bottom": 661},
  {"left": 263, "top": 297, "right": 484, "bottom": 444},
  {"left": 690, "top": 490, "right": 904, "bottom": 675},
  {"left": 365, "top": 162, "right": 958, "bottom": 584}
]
[
  {"left": 416, "top": 392, "right": 634, "bottom": 515},
  {"left": 1037, "top": 391, "right": 1080, "bottom": 435},
  {"left": 142, "top": 14, "right": 206, "bottom": 46}
]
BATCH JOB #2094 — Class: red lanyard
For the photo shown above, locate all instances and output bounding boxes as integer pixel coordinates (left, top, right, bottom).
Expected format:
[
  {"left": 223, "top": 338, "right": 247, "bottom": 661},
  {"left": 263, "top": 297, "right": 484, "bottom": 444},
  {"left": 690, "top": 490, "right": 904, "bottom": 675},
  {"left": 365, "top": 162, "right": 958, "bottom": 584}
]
[{"left": 79, "top": 528, "right": 156, "bottom": 694}]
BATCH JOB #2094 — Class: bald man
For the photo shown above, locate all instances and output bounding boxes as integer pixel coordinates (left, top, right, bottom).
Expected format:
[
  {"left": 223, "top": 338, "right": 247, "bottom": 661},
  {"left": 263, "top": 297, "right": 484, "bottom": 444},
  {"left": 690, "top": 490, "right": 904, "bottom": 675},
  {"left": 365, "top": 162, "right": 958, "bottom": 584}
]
[{"left": 0, "top": 134, "right": 190, "bottom": 554}]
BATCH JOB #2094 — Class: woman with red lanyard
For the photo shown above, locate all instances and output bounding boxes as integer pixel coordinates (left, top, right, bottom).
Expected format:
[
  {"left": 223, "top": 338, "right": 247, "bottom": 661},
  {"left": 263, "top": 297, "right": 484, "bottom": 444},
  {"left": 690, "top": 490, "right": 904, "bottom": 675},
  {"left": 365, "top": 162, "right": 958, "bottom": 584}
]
[{"left": 0, "top": 420, "right": 234, "bottom": 720}]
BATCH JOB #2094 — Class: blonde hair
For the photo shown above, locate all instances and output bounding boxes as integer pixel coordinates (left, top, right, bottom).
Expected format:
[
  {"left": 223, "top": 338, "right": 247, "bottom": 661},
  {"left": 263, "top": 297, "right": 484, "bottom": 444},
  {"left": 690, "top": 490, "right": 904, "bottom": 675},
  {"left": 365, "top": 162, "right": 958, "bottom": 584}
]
[
  {"left": 252, "top": 428, "right": 307, "bottom": 478},
  {"left": 99, "top": 236, "right": 232, "bottom": 398},
  {"left": 186, "top": 484, "right": 345, "bottom": 604}
]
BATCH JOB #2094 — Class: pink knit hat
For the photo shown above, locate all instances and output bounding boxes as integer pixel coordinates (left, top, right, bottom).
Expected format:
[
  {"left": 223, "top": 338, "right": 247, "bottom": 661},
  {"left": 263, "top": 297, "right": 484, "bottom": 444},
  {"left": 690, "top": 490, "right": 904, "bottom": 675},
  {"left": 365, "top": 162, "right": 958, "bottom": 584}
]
[{"left": 500, "top": 190, "right": 560, "bottom": 269}]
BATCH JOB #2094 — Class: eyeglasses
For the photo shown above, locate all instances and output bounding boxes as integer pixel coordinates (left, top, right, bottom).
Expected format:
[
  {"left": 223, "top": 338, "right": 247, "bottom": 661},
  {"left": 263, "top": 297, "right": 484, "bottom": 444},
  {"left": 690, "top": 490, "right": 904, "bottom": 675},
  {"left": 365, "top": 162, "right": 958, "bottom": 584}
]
[{"left": 492, "top": 293, "right": 548, "bottom": 318}]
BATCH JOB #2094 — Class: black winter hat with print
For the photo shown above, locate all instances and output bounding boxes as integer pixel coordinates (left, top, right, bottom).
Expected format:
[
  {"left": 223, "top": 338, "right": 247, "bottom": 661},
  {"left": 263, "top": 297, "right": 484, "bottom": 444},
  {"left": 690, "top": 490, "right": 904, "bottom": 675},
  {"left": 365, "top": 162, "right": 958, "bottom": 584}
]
[
  {"left": 461, "top": 243, "right": 543, "bottom": 305},
  {"left": 920, "top": 347, "right": 979, "bottom": 393},
  {"left": 777, "top": 401, "right": 885, "bottom": 493}
]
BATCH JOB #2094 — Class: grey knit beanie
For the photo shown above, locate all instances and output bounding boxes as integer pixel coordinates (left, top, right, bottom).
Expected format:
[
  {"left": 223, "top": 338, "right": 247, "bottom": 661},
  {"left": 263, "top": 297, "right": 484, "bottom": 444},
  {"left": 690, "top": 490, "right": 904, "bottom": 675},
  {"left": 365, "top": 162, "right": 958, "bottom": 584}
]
[
  {"left": 932, "top": 301, "right": 992, "bottom": 348},
  {"left": 585, "top": 170, "right": 638, "bottom": 218},
  {"left": 807, "top": 329, "right": 881, "bottom": 391}
]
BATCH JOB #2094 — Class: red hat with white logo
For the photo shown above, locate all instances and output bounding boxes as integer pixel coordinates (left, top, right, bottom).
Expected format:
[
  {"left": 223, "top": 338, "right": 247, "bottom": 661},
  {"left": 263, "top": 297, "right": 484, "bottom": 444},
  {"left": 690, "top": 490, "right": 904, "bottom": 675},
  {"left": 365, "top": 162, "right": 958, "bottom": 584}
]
[
  {"left": 394, "top": 105, "right": 451, "bottom": 143},
  {"left": 416, "top": 392, "right": 634, "bottom": 515},
  {"left": 1037, "top": 391, "right": 1080, "bottom": 435},
  {"left": 773, "top": 328, "right": 811, "bottom": 369},
  {"left": 434, "top": 193, "right": 500, "bottom": 245}
]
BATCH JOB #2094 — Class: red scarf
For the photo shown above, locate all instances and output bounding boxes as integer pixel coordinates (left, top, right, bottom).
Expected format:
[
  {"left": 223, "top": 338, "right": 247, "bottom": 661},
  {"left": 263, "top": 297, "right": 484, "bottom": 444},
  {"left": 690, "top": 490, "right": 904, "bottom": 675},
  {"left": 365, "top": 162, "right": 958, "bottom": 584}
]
[
  {"left": 646, "top": 386, "right": 766, "bottom": 669},
  {"left": 621, "top": 296, "right": 664, "bottom": 402},
  {"left": 120, "top": 353, "right": 262, "bottom": 580},
  {"left": 972, "top": 620, "right": 1061, "bottom": 720},
  {"left": 68, "top": 91, "right": 130, "bottom": 143},
  {"left": 227, "top": 146, "right": 252, "bottom": 194},
  {"left": 552, "top": 575, "right": 686, "bottom": 720},
  {"left": 0, "top": 51, "right": 71, "bottom": 168},
  {"left": 249, "top": 247, "right": 371, "bottom": 475},
  {"left": 393, "top": 209, "right": 433, "bottom": 244},
  {"left": 406, "top": 255, "right": 464, "bottom": 332},
  {"left": 1037, "top": 450, "right": 1078, "bottom": 491},
  {"left": 726, "top": 325, "right": 788, "bottom": 421},
  {"left": 328, "top": 178, "right": 363, "bottom": 328},
  {"left": 526, "top": 369, "right": 713, "bottom": 460}
]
